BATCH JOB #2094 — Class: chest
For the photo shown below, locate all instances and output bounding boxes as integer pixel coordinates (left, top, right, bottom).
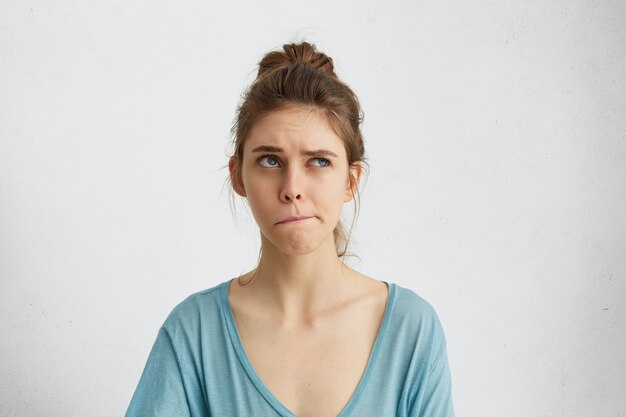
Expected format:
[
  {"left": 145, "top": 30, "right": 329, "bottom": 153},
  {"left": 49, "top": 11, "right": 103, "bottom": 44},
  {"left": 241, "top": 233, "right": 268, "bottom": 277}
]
[{"left": 233, "top": 306, "right": 385, "bottom": 417}]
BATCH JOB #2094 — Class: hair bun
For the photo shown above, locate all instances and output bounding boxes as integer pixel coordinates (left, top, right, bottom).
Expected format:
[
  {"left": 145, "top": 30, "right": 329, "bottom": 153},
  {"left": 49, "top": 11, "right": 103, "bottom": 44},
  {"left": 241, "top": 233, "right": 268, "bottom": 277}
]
[{"left": 257, "top": 42, "right": 336, "bottom": 78}]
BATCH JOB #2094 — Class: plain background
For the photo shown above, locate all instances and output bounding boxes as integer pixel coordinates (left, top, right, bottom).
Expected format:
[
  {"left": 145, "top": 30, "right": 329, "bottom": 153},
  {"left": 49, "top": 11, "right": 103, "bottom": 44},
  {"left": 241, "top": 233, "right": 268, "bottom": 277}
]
[{"left": 1, "top": 1, "right": 625, "bottom": 416}]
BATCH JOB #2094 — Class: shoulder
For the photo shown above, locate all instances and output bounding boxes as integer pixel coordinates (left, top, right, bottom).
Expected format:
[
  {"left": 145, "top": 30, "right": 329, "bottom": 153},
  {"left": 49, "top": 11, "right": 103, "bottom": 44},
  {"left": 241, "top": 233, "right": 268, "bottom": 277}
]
[
  {"left": 388, "top": 282, "right": 448, "bottom": 345},
  {"left": 160, "top": 279, "right": 229, "bottom": 335},
  {"left": 392, "top": 283, "right": 439, "bottom": 321}
]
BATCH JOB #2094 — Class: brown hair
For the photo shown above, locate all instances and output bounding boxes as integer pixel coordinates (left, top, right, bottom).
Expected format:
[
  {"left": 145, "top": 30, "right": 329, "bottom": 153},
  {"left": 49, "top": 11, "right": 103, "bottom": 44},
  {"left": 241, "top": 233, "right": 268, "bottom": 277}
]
[{"left": 227, "top": 41, "right": 367, "bottom": 258}]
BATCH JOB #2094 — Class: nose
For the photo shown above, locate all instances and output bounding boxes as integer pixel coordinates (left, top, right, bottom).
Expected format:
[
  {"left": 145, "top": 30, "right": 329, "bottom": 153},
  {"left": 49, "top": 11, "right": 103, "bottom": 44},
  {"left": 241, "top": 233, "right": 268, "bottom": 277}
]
[
  {"left": 280, "top": 167, "right": 303, "bottom": 203},
  {"left": 281, "top": 191, "right": 302, "bottom": 202}
]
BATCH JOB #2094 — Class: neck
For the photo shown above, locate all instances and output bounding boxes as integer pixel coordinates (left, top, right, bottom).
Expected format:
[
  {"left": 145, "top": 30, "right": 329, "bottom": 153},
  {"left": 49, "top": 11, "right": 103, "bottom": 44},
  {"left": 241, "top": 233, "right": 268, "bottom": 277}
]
[{"left": 242, "top": 233, "right": 355, "bottom": 321}]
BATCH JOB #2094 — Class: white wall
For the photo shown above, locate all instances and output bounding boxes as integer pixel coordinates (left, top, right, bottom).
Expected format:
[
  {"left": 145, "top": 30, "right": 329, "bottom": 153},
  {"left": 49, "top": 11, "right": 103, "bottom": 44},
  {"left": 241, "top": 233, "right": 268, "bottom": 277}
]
[{"left": 1, "top": 1, "right": 625, "bottom": 416}]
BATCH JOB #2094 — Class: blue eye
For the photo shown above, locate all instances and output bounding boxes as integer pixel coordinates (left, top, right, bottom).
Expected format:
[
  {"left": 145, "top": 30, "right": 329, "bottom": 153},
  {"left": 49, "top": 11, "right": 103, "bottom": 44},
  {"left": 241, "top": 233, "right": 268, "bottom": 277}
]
[
  {"left": 258, "top": 155, "right": 280, "bottom": 168},
  {"left": 311, "top": 158, "right": 331, "bottom": 167}
]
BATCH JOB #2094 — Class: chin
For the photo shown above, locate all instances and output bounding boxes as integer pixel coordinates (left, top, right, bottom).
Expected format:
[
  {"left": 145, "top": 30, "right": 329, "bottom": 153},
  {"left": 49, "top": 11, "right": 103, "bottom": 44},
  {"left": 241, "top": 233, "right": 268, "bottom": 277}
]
[
  {"left": 280, "top": 235, "right": 319, "bottom": 255},
  {"left": 261, "top": 230, "right": 326, "bottom": 256}
]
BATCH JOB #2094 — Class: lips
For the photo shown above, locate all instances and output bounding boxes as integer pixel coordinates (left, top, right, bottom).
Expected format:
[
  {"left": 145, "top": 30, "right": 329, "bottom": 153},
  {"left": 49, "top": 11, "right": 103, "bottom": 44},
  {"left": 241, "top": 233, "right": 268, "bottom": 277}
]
[{"left": 277, "top": 216, "right": 314, "bottom": 224}]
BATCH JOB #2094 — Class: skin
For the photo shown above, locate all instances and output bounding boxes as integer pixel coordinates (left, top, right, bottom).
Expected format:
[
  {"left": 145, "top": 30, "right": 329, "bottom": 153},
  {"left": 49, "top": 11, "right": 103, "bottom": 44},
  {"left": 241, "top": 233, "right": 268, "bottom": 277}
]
[{"left": 227, "top": 105, "right": 388, "bottom": 417}]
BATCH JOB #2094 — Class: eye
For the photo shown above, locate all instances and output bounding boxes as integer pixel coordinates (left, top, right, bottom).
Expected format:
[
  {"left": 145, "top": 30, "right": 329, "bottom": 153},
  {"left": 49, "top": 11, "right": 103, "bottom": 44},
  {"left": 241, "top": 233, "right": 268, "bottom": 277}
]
[
  {"left": 258, "top": 154, "right": 280, "bottom": 168},
  {"left": 310, "top": 157, "right": 331, "bottom": 168}
]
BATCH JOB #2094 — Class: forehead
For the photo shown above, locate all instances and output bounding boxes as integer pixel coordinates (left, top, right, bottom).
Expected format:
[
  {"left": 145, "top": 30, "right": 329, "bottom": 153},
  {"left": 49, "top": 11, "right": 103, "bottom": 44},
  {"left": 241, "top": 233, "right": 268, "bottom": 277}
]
[{"left": 244, "top": 106, "right": 346, "bottom": 154}]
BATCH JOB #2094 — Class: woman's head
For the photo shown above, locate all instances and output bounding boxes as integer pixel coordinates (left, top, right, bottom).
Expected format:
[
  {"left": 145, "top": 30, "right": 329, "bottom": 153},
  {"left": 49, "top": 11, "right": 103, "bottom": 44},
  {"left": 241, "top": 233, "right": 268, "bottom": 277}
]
[{"left": 228, "top": 41, "right": 366, "bottom": 257}]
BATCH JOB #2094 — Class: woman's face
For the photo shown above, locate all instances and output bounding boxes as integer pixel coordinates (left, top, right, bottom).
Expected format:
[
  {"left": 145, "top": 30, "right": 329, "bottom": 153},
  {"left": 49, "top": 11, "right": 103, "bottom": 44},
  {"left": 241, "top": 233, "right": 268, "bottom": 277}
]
[{"left": 232, "top": 106, "right": 360, "bottom": 256}]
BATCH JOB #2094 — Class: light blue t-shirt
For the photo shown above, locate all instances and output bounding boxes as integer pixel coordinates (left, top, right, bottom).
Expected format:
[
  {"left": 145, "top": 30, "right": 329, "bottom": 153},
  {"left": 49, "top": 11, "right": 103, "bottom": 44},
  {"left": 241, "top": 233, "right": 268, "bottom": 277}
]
[{"left": 125, "top": 279, "right": 454, "bottom": 417}]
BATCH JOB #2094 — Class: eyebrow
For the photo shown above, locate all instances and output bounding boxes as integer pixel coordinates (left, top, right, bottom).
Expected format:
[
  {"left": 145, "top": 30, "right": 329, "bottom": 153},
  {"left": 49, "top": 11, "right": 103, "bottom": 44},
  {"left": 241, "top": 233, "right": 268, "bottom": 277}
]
[{"left": 250, "top": 145, "right": 339, "bottom": 158}]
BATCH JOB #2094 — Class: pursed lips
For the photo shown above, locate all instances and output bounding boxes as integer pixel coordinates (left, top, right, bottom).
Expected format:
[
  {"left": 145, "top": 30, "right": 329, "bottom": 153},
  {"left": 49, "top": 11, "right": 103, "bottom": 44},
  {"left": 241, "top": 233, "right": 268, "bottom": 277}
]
[{"left": 276, "top": 216, "right": 314, "bottom": 225}]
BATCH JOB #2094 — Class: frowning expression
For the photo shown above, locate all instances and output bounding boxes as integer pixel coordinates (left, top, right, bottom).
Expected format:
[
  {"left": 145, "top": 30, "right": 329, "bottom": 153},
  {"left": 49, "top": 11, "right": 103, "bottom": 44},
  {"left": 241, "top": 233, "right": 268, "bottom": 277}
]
[{"left": 233, "top": 106, "right": 359, "bottom": 255}]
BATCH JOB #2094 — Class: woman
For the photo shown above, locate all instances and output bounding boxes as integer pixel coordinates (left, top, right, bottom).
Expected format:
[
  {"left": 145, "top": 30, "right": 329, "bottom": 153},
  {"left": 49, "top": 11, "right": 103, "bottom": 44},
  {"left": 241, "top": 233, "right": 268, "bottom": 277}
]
[{"left": 125, "top": 42, "right": 454, "bottom": 417}]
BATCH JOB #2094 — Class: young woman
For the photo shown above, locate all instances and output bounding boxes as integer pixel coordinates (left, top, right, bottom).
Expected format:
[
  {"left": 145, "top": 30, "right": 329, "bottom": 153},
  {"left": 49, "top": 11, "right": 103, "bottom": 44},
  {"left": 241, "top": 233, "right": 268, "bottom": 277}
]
[{"left": 125, "top": 42, "right": 454, "bottom": 417}]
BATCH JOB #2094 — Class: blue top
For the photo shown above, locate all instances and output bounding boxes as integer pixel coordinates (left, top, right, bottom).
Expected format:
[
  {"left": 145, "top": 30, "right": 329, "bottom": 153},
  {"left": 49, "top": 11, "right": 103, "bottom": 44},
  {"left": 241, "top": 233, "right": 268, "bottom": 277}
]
[{"left": 125, "top": 279, "right": 454, "bottom": 417}]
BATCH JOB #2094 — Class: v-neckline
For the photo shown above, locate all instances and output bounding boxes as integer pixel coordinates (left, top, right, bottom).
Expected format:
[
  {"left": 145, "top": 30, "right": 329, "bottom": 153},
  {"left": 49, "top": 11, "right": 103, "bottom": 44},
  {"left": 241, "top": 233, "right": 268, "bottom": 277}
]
[{"left": 219, "top": 278, "right": 396, "bottom": 417}]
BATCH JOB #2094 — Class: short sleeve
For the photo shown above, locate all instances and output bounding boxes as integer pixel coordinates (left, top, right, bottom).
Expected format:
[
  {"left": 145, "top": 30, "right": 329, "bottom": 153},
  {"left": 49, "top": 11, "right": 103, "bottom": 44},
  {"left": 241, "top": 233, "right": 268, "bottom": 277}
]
[
  {"left": 412, "top": 312, "right": 455, "bottom": 417},
  {"left": 125, "top": 327, "right": 195, "bottom": 417},
  {"left": 415, "top": 344, "right": 455, "bottom": 417}
]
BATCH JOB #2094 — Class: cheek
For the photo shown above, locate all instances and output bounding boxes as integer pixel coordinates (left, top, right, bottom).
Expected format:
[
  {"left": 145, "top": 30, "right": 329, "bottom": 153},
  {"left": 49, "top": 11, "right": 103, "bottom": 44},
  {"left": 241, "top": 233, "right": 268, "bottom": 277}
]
[
  {"left": 246, "top": 181, "right": 274, "bottom": 209},
  {"left": 315, "top": 179, "right": 348, "bottom": 212}
]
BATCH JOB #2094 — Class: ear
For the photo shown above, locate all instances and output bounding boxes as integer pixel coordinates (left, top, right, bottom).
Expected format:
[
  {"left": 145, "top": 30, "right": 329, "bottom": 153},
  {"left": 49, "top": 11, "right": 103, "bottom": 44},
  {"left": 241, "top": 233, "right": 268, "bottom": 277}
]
[
  {"left": 229, "top": 156, "right": 246, "bottom": 197},
  {"left": 343, "top": 162, "right": 362, "bottom": 202}
]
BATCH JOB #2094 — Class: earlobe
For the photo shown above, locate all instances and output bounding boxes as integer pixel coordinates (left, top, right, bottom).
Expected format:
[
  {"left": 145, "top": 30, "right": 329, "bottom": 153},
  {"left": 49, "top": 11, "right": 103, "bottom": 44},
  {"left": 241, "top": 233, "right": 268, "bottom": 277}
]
[
  {"left": 344, "top": 162, "right": 362, "bottom": 202},
  {"left": 229, "top": 156, "right": 246, "bottom": 197}
]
